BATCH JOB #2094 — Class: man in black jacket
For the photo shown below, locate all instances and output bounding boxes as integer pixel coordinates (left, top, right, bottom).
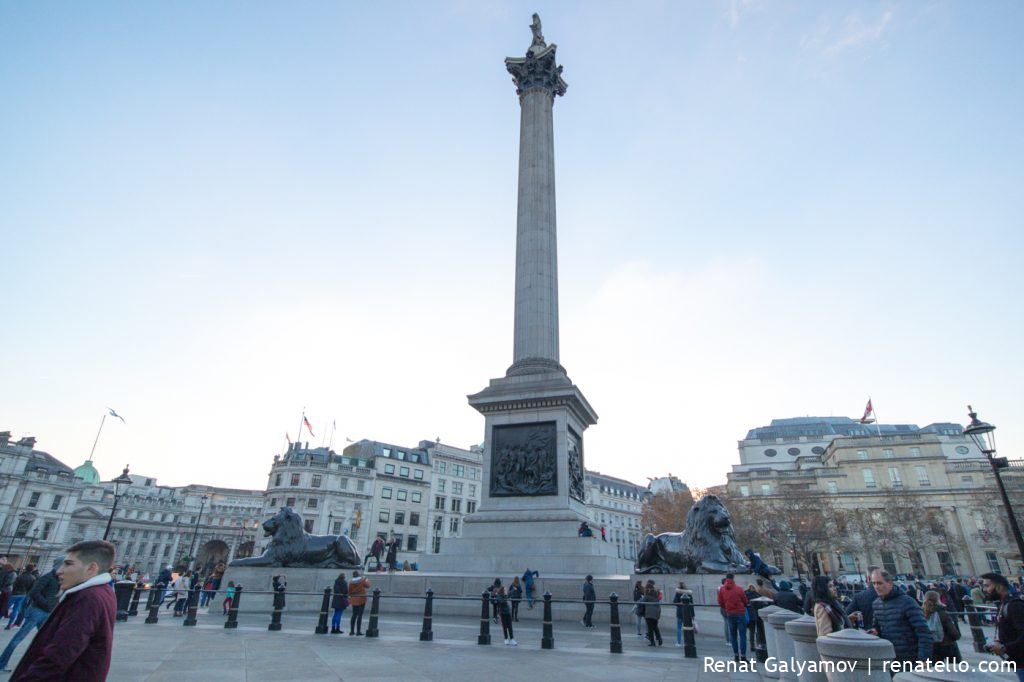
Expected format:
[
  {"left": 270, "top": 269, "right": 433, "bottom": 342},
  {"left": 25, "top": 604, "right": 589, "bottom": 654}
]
[
  {"left": 868, "top": 569, "right": 931, "bottom": 671},
  {"left": 848, "top": 567, "right": 879, "bottom": 629},
  {"left": 581, "top": 575, "right": 596, "bottom": 628},
  {"left": 0, "top": 556, "right": 61, "bottom": 672},
  {"left": 981, "top": 572, "right": 1024, "bottom": 681},
  {"left": 772, "top": 580, "right": 804, "bottom": 614}
]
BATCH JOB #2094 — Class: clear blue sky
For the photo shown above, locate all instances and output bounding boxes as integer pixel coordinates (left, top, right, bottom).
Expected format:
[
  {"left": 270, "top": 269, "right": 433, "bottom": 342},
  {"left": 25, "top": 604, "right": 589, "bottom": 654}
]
[{"left": 2, "top": 1, "right": 1021, "bottom": 491}]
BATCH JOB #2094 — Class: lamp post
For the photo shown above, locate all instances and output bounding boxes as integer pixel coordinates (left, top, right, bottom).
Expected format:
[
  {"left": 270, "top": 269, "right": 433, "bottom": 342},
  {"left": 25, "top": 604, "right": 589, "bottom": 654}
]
[
  {"left": 6, "top": 512, "right": 30, "bottom": 557},
  {"left": 788, "top": 531, "right": 802, "bottom": 583},
  {"left": 187, "top": 495, "right": 208, "bottom": 569},
  {"left": 964, "top": 406, "right": 1024, "bottom": 572},
  {"left": 327, "top": 511, "right": 334, "bottom": 535},
  {"left": 23, "top": 528, "right": 40, "bottom": 568},
  {"left": 102, "top": 466, "right": 133, "bottom": 541},
  {"left": 835, "top": 550, "right": 844, "bottom": 572}
]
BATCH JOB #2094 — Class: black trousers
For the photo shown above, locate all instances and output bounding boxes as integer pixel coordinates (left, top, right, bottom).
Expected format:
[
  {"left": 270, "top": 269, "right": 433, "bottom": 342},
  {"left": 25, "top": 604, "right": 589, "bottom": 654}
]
[
  {"left": 500, "top": 612, "right": 514, "bottom": 640},
  {"left": 511, "top": 600, "right": 520, "bottom": 621},
  {"left": 350, "top": 604, "right": 366, "bottom": 633},
  {"left": 583, "top": 602, "right": 595, "bottom": 627},
  {"left": 645, "top": 617, "right": 662, "bottom": 644}
]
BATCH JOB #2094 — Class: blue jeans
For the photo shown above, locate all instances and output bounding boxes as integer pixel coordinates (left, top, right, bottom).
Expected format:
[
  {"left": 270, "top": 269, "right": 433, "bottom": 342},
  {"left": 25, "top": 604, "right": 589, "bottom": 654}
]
[
  {"left": 727, "top": 614, "right": 747, "bottom": 656},
  {"left": 677, "top": 616, "right": 683, "bottom": 644},
  {"left": 5, "top": 596, "right": 25, "bottom": 626},
  {"left": 0, "top": 605, "right": 48, "bottom": 670},
  {"left": 331, "top": 607, "right": 346, "bottom": 630}
]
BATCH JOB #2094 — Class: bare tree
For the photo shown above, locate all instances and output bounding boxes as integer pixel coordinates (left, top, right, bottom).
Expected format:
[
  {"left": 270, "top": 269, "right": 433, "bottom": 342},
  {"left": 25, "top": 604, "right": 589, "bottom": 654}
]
[{"left": 640, "top": 488, "right": 695, "bottom": 535}]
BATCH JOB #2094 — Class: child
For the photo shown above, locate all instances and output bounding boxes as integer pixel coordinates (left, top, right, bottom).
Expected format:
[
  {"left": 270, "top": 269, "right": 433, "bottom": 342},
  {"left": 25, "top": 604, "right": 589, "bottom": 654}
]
[{"left": 222, "top": 581, "right": 235, "bottom": 615}]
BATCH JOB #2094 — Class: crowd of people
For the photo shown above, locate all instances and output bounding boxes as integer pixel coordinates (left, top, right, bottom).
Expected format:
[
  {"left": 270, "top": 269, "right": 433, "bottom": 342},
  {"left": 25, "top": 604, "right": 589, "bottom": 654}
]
[{"left": 717, "top": 566, "right": 1024, "bottom": 679}]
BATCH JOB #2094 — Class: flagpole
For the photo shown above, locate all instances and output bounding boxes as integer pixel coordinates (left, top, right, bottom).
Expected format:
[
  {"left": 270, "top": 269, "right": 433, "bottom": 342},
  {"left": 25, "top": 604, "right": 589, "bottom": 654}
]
[
  {"left": 329, "top": 421, "right": 335, "bottom": 450},
  {"left": 320, "top": 423, "right": 326, "bottom": 448},
  {"left": 871, "top": 397, "right": 881, "bottom": 437},
  {"left": 298, "top": 408, "right": 306, "bottom": 449},
  {"left": 87, "top": 413, "right": 107, "bottom": 462}
]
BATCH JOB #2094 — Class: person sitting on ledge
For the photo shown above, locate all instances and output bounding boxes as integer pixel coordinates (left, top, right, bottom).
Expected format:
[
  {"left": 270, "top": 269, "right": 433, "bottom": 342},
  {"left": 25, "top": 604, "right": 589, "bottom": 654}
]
[{"left": 578, "top": 521, "right": 594, "bottom": 538}]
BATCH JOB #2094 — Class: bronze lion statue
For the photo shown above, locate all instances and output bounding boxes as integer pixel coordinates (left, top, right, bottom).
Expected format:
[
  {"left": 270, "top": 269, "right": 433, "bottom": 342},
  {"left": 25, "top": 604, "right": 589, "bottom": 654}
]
[
  {"left": 635, "top": 495, "right": 749, "bottom": 574},
  {"left": 229, "top": 507, "right": 361, "bottom": 568}
]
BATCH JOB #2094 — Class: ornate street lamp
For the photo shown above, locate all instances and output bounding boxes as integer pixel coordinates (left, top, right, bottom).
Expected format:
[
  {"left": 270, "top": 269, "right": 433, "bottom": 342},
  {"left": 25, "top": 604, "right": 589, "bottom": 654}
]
[
  {"left": 788, "top": 531, "right": 802, "bottom": 583},
  {"left": 6, "top": 512, "right": 30, "bottom": 557},
  {"left": 835, "top": 550, "right": 844, "bottom": 572},
  {"left": 327, "top": 511, "right": 334, "bottom": 535},
  {"left": 187, "top": 494, "right": 209, "bottom": 569},
  {"left": 102, "top": 466, "right": 133, "bottom": 541},
  {"left": 964, "top": 406, "right": 1024, "bottom": 571}
]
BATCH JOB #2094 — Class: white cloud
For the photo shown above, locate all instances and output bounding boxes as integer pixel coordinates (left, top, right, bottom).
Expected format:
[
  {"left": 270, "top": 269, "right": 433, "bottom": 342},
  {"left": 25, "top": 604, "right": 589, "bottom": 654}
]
[
  {"left": 728, "top": 0, "right": 759, "bottom": 29},
  {"left": 822, "top": 9, "right": 893, "bottom": 57}
]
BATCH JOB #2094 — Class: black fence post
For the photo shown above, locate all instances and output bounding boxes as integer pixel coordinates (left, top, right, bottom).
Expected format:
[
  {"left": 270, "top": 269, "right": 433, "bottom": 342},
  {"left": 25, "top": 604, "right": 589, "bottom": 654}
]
[
  {"left": 750, "top": 597, "right": 771, "bottom": 663},
  {"left": 128, "top": 584, "right": 143, "bottom": 616},
  {"left": 315, "top": 587, "right": 331, "bottom": 634},
  {"left": 609, "top": 593, "right": 622, "bottom": 654},
  {"left": 224, "top": 585, "right": 242, "bottom": 629},
  {"left": 681, "top": 593, "right": 697, "bottom": 658},
  {"left": 183, "top": 581, "right": 201, "bottom": 626},
  {"left": 420, "top": 588, "right": 434, "bottom": 642},
  {"left": 269, "top": 586, "right": 285, "bottom": 631},
  {"left": 478, "top": 591, "right": 491, "bottom": 645},
  {"left": 365, "top": 587, "right": 381, "bottom": 638},
  {"left": 114, "top": 580, "right": 134, "bottom": 622},
  {"left": 963, "top": 597, "right": 988, "bottom": 653},
  {"left": 145, "top": 582, "right": 163, "bottom": 624},
  {"left": 541, "top": 591, "right": 554, "bottom": 650}
]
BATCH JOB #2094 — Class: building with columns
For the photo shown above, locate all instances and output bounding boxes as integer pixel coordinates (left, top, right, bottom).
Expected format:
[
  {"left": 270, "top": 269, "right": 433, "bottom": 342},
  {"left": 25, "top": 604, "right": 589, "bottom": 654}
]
[{"left": 583, "top": 471, "right": 646, "bottom": 560}]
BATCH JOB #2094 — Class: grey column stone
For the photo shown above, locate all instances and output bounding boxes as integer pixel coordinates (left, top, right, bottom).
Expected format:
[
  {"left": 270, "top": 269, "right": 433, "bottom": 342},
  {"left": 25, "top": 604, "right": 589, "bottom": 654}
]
[
  {"left": 894, "top": 668, "right": 1007, "bottom": 681},
  {"left": 816, "top": 628, "right": 894, "bottom": 682},
  {"left": 757, "top": 605, "right": 783, "bottom": 679},
  {"left": 768, "top": 609, "right": 803, "bottom": 682},
  {"left": 785, "top": 615, "right": 828, "bottom": 682}
]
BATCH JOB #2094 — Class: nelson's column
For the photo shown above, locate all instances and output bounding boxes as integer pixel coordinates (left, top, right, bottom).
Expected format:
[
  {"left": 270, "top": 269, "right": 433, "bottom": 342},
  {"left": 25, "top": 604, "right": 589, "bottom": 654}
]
[{"left": 429, "top": 15, "right": 630, "bottom": 576}]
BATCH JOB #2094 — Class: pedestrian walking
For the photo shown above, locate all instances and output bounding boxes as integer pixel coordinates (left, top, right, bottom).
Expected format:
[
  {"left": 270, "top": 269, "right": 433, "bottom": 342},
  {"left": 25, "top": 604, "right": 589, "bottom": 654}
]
[
  {"left": 868, "top": 569, "right": 932, "bottom": 669},
  {"left": 581, "top": 575, "right": 596, "bottom": 628},
  {"left": 718, "top": 573, "right": 749, "bottom": 662},
  {"left": 385, "top": 536, "right": 399, "bottom": 572},
  {"left": 8, "top": 541, "right": 117, "bottom": 681},
  {"left": 922, "top": 590, "right": 961, "bottom": 664},
  {"left": 331, "top": 572, "right": 349, "bottom": 634},
  {"left": 600, "top": 526, "right": 607, "bottom": 542},
  {"left": 643, "top": 584, "right": 663, "bottom": 647},
  {"left": 509, "top": 576, "right": 522, "bottom": 622},
  {"left": 0, "top": 557, "right": 61, "bottom": 673},
  {"left": 365, "top": 537, "right": 384, "bottom": 571},
  {"left": 494, "top": 583, "right": 516, "bottom": 646},
  {"left": 6, "top": 566, "right": 36, "bottom": 628},
  {"left": 222, "top": 581, "right": 235, "bottom": 615},
  {"left": 348, "top": 570, "right": 370, "bottom": 635},
  {"left": 172, "top": 570, "right": 192, "bottom": 617},
  {"left": 981, "top": 572, "right": 1024, "bottom": 682},
  {"left": 633, "top": 580, "right": 646, "bottom": 638},
  {"left": 0, "top": 564, "right": 15, "bottom": 619}
]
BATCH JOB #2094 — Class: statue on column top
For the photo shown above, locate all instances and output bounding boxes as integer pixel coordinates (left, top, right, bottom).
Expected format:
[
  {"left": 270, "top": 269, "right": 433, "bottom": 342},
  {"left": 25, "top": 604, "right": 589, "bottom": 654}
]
[{"left": 529, "top": 13, "right": 546, "bottom": 54}]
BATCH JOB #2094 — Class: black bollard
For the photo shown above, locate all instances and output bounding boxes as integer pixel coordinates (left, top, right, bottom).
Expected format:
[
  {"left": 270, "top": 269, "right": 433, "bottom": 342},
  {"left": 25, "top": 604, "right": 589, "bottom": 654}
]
[
  {"left": 963, "top": 597, "right": 988, "bottom": 653},
  {"left": 183, "top": 581, "right": 201, "bottom": 627},
  {"left": 609, "top": 593, "right": 622, "bottom": 654},
  {"left": 541, "top": 591, "right": 554, "bottom": 650},
  {"left": 365, "top": 587, "right": 381, "bottom": 638},
  {"left": 128, "top": 584, "right": 143, "bottom": 617},
  {"left": 478, "top": 590, "right": 491, "bottom": 645},
  {"left": 114, "top": 580, "right": 134, "bottom": 622},
  {"left": 315, "top": 587, "right": 331, "bottom": 634},
  {"left": 751, "top": 597, "right": 770, "bottom": 663},
  {"left": 145, "top": 582, "right": 164, "bottom": 624},
  {"left": 268, "top": 584, "right": 285, "bottom": 631},
  {"left": 681, "top": 593, "right": 697, "bottom": 658},
  {"left": 224, "top": 585, "right": 242, "bottom": 629},
  {"left": 420, "top": 588, "right": 434, "bottom": 642}
]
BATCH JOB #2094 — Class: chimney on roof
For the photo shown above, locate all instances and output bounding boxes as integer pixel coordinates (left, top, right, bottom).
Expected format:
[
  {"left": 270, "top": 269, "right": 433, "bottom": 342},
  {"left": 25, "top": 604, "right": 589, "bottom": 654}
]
[
  {"left": 16, "top": 436, "right": 36, "bottom": 449},
  {"left": 0, "top": 431, "right": 10, "bottom": 446}
]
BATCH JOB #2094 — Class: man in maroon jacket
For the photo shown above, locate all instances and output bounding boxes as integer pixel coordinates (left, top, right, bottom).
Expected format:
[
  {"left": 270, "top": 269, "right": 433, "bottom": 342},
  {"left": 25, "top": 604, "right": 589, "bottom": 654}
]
[
  {"left": 717, "top": 573, "right": 750, "bottom": 663},
  {"left": 11, "top": 540, "right": 117, "bottom": 681}
]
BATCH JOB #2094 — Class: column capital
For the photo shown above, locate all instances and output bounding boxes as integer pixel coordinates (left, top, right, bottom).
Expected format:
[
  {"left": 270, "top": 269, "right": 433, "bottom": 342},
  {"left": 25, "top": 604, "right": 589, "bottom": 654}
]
[{"left": 505, "top": 43, "right": 567, "bottom": 99}]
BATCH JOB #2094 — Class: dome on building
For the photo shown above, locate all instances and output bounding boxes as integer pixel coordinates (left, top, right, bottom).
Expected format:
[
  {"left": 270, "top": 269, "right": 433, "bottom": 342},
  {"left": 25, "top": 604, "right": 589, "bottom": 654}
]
[{"left": 74, "top": 459, "right": 101, "bottom": 484}]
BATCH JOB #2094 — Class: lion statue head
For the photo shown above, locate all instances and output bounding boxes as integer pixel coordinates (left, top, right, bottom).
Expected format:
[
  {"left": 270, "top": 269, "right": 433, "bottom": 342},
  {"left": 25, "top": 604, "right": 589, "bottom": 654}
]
[
  {"left": 263, "top": 507, "right": 304, "bottom": 544},
  {"left": 678, "top": 495, "right": 748, "bottom": 571}
]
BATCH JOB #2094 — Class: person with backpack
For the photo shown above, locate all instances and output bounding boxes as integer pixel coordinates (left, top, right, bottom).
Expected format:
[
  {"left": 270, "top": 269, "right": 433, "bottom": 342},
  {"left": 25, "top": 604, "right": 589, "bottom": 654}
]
[
  {"left": 222, "top": 581, "right": 236, "bottom": 615},
  {"left": 6, "top": 565, "right": 36, "bottom": 628},
  {"left": 643, "top": 584, "right": 663, "bottom": 647},
  {"left": 365, "top": 538, "right": 384, "bottom": 571},
  {"left": 982, "top": 572, "right": 1024, "bottom": 681},
  {"left": 0, "top": 557, "right": 62, "bottom": 673},
  {"left": 922, "top": 590, "right": 961, "bottom": 663},
  {"left": 330, "top": 572, "right": 348, "bottom": 634}
]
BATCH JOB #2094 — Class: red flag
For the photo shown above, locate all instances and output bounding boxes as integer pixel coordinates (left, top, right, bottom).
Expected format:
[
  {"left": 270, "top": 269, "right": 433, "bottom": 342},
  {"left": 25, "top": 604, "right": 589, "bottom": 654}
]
[
  {"left": 860, "top": 399, "right": 874, "bottom": 424},
  {"left": 303, "top": 416, "right": 315, "bottom": 437}
]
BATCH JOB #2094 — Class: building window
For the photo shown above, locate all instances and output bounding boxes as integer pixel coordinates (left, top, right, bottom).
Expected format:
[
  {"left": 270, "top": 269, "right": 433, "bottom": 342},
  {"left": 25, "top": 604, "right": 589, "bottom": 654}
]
[
  {"left": 409, "top": 512, "right": 420, "bottom": 526},
  {"left": 384, "top": 464, "right": 395, "bottom": 475},
  {"left": 909, "top": 447, "right": 921, "bottom": 457},
  {"left": 50, "top": 495, "right": 63, "bottom": 511},
  {"left": 397, "top": 489, "right": 408, "bottom": 501},
  {"left": 42, "top": 521, "right": 53, "bottom": 540},
  {"left": 451, "top": 498, "right": 462, "bottom": 512},
  {"left": 333, "top": 521, "right": 342, "bottom": 535},
  {"left": 882, "top": 448, "right": 894, "bottom": 459},
  {"left": 432, "top": 536, "right": 441, "bottom": 553},
  {"left": 286, "top": 497, "right": 296, "bottom": 507},
  {"left": 339, "top": 478, "right": 348, "bottom": 490},
  {"left": 357, "top": 480, "right": 366, "bottom": 492},
  {"left": 382, "top": 487, "right": 393, "bottom": 499},
  {"left": 739, "top": 485, "right": 750, "bottom": 497},
  {"left": 304, "top": 519, "right": 315, "bottom": 533},
  {"left": 910, "top": 551, "right": 925, "bottom": 576},
  {"left": 470, "top": 468, "right": 479, "bottom": 480},
  {"left": 435, "top": 496, "right": 446, "bottom": 510},
  {"left": 394, "top": 511, "right": 405, "bottom": 525},
  {"left": 987, "top": 551, "right": 1002, "bottom": 573},
  {"left": 452, "top": 464, "right": 465, "bottom": 477},
  {"left": 379, "top": 510, "right": 390, "bottom": 523},
  {"left": 400, "top": 466, "right": 410, "bottom": 477},
  {"left": 28, "top": 492, "right": 40, "bottom": 508},
  {"left": 270, "top": 497, "right": 278, "bottom": 507},
  {"left": 407, "top": 535, "right": 418, "bottom": 551},
  {"left": 307, "top": 498, "right": 318, "bottom": 508},
  {"left": 291, "top": 474, "right": 300, "bottom": 486},
  {"left": 382, "top": 448, "right": 392, "bottom": 458},
  {"left": 466, "top": 501, "right": 476, "bottom": 513},
  {"left": 915, "top": 466, "right": 931, "bottom": 486},
  {"left": 437, "top": 479, "right": 446, "bottom": 493},
  {"left": 312, "top": 475, "right": 322, "bottom": 488},
  {"left": 469, "top": 484, "right": 476, "bottom": 497},
  {"left": 449, "top": 518, "right": 459, "bottom": 533},
  {"left": 412, "top": 492, "right": 422, "bottom": 503},
  {"left": 827, "top": 481, "right": 838, "bottom": 494},
  {"left": 880, "top": 550, "right": 897, "bottom": 574},
  {"left": 857, "top": 450, "right": 869, "bottom": 460},
  {"left": 452, "top": 482, "right": 463, "bottom": 495},
  {"left": 275, "top": 474, "right": 282, "bottom": 486},
  {"left": 438, "top": 461, "right": 447, "bottom": 474},
  {"left": 393, "top": 533, "right": 404, "bottom": 550},
  {"left": 888, "top": 467, "right": 903, "bottom": 487},
  {"left": 760, "top": 484, "right": 770, "bottom": 496},
  {"left": 414, "top": 469, "right": 424, "bottom": 480},
  {"left": 937, "top": 551, "right": 954, "bottom": 575},
  {"left": 962, "top": 475, "right": 974, "bottom": 484},
  {"left": 862, "top": 469, "right": 876, "bottom": 488}
]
